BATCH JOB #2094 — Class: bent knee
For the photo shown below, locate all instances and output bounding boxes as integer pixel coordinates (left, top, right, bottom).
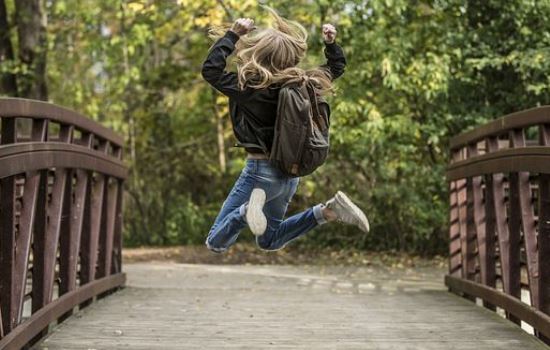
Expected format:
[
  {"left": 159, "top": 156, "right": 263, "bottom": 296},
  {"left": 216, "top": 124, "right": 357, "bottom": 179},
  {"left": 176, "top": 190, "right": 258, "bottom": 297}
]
[
  {"left": 256, "top": 236, "right": 281, "bottom": 251},
  {"left": 205, "top": 238, "right": 227, "bottom": 254},
  {"left": 256, "top": 237, "right": 271, "bottom": 250},
  {"left": 255, "top": 225, "right": 283, "bottom": 251}
]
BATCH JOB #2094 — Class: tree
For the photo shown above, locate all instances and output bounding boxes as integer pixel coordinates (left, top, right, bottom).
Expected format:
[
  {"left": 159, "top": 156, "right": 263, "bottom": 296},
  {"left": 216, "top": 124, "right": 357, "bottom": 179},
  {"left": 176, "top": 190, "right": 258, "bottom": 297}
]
[
  {"left": 15, "top": 0, "right": 48, "bottom": 100},
  {"left": 26, "top": 0, "right": 550, "bottom": 254},
  {"left": 0, "top": 0, "right": 17, "bottom": 96},
  {"left": 0, "top": 0, "right": 48, "bottom": 100}
]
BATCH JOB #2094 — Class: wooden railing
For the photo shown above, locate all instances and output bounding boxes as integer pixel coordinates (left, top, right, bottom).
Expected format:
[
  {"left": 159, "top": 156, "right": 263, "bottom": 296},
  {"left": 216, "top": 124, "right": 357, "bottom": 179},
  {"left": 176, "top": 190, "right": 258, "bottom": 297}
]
[
  {"left": 446, "top": 106, "right": 550, "bottom": 344},
  {"left": 0, "top": 98, "right": 127, "bottom": 349}
]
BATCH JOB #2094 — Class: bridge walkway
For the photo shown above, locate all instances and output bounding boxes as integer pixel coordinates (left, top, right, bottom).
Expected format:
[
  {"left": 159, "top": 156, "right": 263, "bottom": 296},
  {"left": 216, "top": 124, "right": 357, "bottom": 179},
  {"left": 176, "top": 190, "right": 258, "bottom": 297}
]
[{"left": 34, "top": 263, "right": 547, "bottom": 350}]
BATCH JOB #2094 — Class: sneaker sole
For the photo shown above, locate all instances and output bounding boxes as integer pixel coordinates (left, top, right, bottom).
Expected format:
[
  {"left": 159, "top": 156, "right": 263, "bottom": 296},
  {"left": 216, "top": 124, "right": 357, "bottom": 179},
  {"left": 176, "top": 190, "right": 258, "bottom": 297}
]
[
  {"left": 246, "top": 188, "right": 267, "bottom": 236},
  {"left": 335, "top": 191, "right": 370, "bottom": 232}
]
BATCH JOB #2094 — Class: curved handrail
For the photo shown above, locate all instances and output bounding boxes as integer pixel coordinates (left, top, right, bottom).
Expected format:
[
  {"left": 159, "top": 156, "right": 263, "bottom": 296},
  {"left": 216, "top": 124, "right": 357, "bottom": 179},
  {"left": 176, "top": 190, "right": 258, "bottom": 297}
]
[
  {"left": 0, "top": 99, "right": 127, "bottom": 349},
  {"left": 447, "top": 147, "right": 550, "bottom": 180},
  {"left": 0, "top": 142, "right": 127, "bottom": 179},
  {"left": 0, "top": 98, "right": 123, "bottom": 147},
  {"left": 446, "top": 106, "right": 550, "bottom": 346},
  {"left": 450, "top": 105, "right": 550, "bottom": 150}
]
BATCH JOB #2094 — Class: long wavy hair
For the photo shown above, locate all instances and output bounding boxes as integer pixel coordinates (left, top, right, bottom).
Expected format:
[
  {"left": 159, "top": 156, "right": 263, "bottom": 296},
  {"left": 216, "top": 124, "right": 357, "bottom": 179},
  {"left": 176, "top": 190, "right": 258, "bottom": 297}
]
[{"left": 210, "top": 7, "right": 332, "bottom": 93}]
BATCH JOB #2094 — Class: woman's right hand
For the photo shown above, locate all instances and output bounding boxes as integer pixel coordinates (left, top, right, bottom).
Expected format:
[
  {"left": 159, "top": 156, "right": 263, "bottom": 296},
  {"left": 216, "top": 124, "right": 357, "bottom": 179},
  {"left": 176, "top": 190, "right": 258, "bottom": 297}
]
[
  {"left": 230, "top": 18, "right": 255, "bottom": 37},
  {"left": 322, "top": 23, "right": 337, "bottom": 44}
]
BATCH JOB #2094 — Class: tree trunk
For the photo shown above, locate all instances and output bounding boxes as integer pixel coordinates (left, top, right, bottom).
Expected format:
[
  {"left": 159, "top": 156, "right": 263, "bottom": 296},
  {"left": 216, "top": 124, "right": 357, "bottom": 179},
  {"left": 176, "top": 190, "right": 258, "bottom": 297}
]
[
  {"left": 15, "top": 0, "right": 48, "bottom": 100},
  {"left": 0, "top": 0, "right": 17, "bottom": 96},
  {"left": 212, "top": 92, "right": 227, "bottom": 173}
]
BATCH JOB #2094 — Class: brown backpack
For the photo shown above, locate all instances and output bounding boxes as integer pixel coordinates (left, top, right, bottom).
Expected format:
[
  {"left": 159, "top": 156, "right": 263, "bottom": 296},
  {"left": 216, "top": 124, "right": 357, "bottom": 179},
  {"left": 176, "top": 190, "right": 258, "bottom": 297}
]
[{"left": 269, "top": 80, "right": 330, "bottom": 177}]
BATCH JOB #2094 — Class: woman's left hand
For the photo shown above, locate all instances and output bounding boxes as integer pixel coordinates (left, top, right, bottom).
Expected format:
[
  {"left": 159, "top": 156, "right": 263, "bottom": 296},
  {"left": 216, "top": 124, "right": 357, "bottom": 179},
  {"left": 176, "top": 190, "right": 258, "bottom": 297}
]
[{"left": 231, "top": 18, "right": 256, "bottom": 37}]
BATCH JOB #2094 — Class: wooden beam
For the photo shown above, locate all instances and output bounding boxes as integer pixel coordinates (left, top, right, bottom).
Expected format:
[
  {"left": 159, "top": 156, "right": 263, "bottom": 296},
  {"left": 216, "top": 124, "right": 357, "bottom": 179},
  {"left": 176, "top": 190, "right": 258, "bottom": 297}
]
[
  {"left": 0, "top": 117, "right": 16, "bottom": 333},
  {"left": 13, "top": 119, "right": 48, "bottom": 323},
  {"left": 510, "top": 129, "right": 539, "bottom": 308}
]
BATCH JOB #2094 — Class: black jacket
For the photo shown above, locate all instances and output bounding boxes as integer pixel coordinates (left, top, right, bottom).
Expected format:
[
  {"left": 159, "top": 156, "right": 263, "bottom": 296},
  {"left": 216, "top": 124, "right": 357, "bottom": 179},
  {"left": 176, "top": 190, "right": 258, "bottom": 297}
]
[{"left": 201, "top": 30, "right": 346, "bottom": 154}]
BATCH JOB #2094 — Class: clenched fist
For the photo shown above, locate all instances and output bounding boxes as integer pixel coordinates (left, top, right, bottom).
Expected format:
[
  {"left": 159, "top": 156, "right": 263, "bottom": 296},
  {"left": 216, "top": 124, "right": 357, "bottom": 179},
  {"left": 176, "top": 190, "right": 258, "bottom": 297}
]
[
  {"left": 230, "top": 18, "right": 255, "bottom": 37},
  {"left": 322, "top": 23, "right": 337, "bottom": 44}
]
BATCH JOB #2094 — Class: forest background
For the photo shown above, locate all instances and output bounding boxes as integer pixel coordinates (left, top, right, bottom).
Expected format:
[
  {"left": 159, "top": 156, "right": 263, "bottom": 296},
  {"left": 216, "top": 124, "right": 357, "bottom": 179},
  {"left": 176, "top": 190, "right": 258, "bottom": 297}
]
[{"left": 1, "top": 0, "right": 549, "bottom": 255}]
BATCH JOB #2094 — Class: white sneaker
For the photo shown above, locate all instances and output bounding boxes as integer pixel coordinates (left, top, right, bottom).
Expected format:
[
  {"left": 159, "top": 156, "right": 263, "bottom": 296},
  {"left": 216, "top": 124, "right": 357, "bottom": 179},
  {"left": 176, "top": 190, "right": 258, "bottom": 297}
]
[
  {"left": 326, "top": 191, "right": 370, "bottom": 232},
  {"left": 246, "top": 188, "right": 267, "bottom": 236}
]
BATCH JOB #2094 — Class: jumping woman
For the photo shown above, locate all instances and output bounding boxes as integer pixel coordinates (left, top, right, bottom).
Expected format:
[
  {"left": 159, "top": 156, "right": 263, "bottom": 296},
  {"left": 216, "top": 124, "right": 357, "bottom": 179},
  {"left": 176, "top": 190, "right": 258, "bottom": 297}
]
[{"left": 202, "top": 7, "right": 369, "bottom": 253}]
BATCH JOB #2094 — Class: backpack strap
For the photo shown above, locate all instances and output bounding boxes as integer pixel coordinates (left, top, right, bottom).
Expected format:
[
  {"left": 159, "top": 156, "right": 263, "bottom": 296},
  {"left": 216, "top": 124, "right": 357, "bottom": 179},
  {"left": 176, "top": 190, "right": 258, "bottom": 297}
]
[{"left": 305, "top": 80, "right": 327, "bottom": 131}]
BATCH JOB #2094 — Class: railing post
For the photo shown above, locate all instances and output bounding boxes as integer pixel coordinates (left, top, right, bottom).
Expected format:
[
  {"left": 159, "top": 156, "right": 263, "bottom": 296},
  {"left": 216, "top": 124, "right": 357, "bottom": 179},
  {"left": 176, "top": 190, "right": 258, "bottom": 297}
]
[
  {"left": 98, "top": 145, "right": 117, "bottom": 280},
  {"left": 454, "top": 148, "right": 469, "bottom": 282},
  {"left": 95, "top": 141, "right": 111, "bottom": 280},
  {"left": 13, "top": 119, "right": 48, "bottom": 325},
  {"left": 112, "top": 178, "right": 124, "bottom": 275},
  {"left": 538, "top": 124, "right": 550, "bottom": 343},
  {"left": 80, "top": 139, "right": 108, "bottom": 307},
  {"left": 464, "top": 146, "right": 477, "bottom": 284},
  {"left": 468, "top": 142, "right": 492, "bottom": 289},
  {"left": 31, "top": 169, "right": 48, "bottom": 316},
  {"left": 59, "top": 134, "right": 93, "bottom": 310},
  {"left": 486, "top": 136, "right": 518, "bottom": 321},
  {"left": 38, "top": 126, "right": 73, "bottom": 304},
  {"left": 0, "top": 117, "right": 16, "bottom": 334},
  {"left": 98, "top": 177, "right": 119, "bottom": 278},
  {"left": 509, "top": 129, "right": 539, "bottom": 308},
  {"left": 474, "top": 139, "right": 496, "bottom": 310}
]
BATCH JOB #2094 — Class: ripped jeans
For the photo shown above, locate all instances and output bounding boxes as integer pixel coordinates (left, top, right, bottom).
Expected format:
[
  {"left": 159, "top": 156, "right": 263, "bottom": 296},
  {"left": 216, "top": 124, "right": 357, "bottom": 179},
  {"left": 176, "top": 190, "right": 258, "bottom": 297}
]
[{"left": 205, "top": 159, "right": 326, "bottom": 253}]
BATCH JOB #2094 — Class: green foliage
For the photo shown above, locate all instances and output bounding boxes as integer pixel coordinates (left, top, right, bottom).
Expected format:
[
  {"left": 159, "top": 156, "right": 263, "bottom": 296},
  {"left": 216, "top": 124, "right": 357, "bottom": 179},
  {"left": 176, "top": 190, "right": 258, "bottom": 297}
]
[{"left": 11, "top": 0, "right": 550, "bottom": 254}]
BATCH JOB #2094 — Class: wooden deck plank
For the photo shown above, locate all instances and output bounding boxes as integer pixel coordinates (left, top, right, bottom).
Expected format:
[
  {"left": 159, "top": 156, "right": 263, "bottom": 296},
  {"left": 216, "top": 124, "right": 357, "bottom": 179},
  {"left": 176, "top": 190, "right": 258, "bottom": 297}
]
[{"left": 34, "top": 264, "right": 548, "bottom": 350}]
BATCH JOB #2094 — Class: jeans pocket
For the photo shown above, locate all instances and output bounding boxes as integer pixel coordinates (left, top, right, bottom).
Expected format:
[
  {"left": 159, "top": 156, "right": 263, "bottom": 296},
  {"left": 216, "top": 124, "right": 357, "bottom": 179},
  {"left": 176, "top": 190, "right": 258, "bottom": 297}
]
[{"left": 253, "top": 161, "right": 280, "bottom": 178}]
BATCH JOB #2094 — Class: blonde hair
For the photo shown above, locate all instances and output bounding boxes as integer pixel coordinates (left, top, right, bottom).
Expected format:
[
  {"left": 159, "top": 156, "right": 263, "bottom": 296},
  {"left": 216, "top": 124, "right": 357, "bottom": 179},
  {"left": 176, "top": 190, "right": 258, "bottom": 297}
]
[{"left": 210, "top": 7, "right": 332, "bottom": 93}]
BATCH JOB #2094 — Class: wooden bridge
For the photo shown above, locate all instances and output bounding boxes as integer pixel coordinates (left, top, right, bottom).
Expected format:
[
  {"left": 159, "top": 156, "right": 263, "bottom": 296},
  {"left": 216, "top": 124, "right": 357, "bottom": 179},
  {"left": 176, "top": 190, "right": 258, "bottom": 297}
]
[{"left": 0, "top": 98, "right": 549, "bottom": 349}]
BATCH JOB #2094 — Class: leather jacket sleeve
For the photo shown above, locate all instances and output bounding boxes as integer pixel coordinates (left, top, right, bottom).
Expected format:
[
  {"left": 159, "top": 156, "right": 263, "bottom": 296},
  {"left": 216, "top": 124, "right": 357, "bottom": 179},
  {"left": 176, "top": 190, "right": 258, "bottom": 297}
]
[
  {"left": 201, "top": 30, "right": 246, "bottom": 100},
  {"left": 321, "top": 42, "right": 347, "bottom": 80}
]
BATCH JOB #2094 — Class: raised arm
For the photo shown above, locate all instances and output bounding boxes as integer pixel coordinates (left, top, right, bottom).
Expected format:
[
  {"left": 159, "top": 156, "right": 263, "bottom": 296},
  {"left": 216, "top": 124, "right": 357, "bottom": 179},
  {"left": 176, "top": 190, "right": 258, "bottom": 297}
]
[
  {"left": 201, "top": 18, "right": 255, "bottom": 99},
  {"left": 320, "top": 23, "right": 346, "bottom": 80},
  {"left": 201, "top": 30, "right": 241, "bottom": 99}
]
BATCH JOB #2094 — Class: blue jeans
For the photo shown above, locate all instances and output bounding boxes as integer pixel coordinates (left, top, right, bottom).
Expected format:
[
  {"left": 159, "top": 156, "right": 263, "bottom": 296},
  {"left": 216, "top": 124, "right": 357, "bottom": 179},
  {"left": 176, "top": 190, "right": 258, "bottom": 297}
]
[{"left": 206, "top": 159, "right": 326, "bottom": 253}]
